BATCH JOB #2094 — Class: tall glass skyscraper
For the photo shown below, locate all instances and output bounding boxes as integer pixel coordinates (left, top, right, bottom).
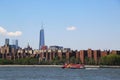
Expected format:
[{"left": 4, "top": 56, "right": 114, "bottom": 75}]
[{"left": 39, "top": 28, "right": 45, "bottom": 50}]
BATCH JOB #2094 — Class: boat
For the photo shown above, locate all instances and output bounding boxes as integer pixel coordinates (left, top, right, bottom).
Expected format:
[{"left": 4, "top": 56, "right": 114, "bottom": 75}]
[{"left": 62, "top": 63, "right": 84, "bottom": 69}]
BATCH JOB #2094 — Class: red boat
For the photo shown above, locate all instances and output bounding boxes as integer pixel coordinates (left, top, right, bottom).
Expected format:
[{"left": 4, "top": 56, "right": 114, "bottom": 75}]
[{"left": 62, "top": 63, "right": 84, "bottom": 69}]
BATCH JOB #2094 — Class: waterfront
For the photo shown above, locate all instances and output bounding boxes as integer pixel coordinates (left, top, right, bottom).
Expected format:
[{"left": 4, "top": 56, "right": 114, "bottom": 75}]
[{"left": 0, "top": 67, "right": 120, "bottom": 80}]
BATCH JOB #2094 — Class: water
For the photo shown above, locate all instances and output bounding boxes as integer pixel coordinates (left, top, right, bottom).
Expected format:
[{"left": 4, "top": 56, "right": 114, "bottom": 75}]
[{"left": 0, "top": 67, "right": 120, "bottom": 80}]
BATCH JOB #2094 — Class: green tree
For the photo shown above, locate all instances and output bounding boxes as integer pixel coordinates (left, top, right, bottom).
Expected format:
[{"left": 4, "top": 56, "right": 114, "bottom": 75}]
[
  {"left": 0, "top": 59, "right": 14, "bottom": 65},
  {"left": 100, "top": 54, "right": 120, "bottom": 65}
]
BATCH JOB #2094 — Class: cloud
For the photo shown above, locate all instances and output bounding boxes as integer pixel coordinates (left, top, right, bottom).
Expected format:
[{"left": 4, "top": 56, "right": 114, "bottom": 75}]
[
  {"left": 66, "top": 26, "right": 76, "bottom": 31},
  {"left": 7, "top": 31, "right": 22, "bottom": 37},
  {"left": 0, "top": 27, "right": 7, "bottom": 35},
  {"left": 0, "top": 26, "right": 22, "bottom": 37}
]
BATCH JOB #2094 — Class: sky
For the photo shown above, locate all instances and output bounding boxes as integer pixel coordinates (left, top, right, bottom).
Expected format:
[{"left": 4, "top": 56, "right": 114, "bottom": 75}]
[{"left": 0, "top": 0, "right": 120, "bottom": 50}]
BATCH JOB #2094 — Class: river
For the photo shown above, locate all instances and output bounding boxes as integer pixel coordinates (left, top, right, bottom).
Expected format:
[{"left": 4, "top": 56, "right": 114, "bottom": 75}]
[{"left": 0, "top": 67, "right": 119, "bottom": 80}]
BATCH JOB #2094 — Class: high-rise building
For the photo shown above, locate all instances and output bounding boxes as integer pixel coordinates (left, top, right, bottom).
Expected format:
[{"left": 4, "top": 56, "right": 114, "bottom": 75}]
[
  {"left": 15, "top": 40, "right": 18, "bottom": 49},
  {"left": 5, "top": 38, "right": 9, "bottom": 46},
  {"left": 11, "top": 39, "right": 19, "bottom": 49},
  {"left": 39, "top": 28, "right": 45, "bottom": 50}
]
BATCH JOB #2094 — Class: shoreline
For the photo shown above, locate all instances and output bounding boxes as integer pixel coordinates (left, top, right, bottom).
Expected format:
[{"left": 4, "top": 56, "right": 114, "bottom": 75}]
[
  {"left": 0, "top": 65, "right": 62, "bottom": 68},
  {"left": 0, "top": 65, "right": 120, "bottom": 68},
  {"left": 85, "top": 65, "right": 120, "bottom": 68}
]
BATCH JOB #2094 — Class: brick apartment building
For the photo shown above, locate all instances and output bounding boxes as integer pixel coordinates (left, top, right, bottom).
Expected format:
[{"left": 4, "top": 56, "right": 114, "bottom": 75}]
[{"left": 0, "top": 44, "right": 120, "bottom": 64}]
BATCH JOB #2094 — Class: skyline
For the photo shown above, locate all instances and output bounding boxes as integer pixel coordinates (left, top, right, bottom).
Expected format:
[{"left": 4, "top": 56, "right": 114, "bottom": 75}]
[{"left": 0, "top": 0, "right": 120, "bottom": 50}]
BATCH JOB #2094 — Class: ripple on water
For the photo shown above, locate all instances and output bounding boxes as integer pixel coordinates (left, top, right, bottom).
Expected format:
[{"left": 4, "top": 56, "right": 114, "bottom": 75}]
[{"left": 0, "top": 67, "right": 120, "bottom": 80}]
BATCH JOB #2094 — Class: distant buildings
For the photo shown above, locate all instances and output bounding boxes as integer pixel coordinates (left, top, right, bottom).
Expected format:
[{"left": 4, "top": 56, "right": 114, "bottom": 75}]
[
  {"left": 4, "top": 38, "right": 19, "bottom": 49},
  {"left": 0, "top": 38, "right": 120, "bottom": 64},
  {"left": 49, "top": 46, "right": 63, "bottom": 50},
  {"left": 0, "top": 42, "right": 120, "bottom": 64}
]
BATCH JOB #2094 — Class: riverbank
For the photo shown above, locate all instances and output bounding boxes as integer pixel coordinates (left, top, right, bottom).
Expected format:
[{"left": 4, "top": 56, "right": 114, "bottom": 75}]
[
  {"left": 0, "top": 65, "right": 120, "bottom": 68},
  {"left": 85, "top": 65, "right": 120, "bottom": 68},
  {"left": 100, "top": 65, "right": 120, "bottom": 68},
  {"left": 0, "top": 65, "right": 62, "bottom": 67}
]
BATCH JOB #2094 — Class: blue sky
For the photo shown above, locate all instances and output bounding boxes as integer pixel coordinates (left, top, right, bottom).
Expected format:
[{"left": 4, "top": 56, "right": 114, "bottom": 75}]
[{"left": 0, "top": 0, "right": 120, "bottom": 50}]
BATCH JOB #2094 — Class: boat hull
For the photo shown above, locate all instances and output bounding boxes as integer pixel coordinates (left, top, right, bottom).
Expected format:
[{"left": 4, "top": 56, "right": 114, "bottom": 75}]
[{"left": 62, "top": 64, "right": 84, "bottom": 69}]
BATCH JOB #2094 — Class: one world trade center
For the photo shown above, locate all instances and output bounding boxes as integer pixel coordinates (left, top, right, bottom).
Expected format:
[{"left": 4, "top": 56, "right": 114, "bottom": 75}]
[{"left": 39, "top": 27, "right": 45, "bottom": 50}]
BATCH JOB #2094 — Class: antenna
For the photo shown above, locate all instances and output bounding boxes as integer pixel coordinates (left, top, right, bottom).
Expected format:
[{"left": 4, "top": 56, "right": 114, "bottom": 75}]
[{"left": 41, "top": 21, "right": 44, "bottom": 29}]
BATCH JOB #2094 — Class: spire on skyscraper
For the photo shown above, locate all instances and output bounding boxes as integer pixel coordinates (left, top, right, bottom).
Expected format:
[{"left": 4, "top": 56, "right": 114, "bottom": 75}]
[{"left": 41, "top": 22, "right": 43, "bottom": 29}]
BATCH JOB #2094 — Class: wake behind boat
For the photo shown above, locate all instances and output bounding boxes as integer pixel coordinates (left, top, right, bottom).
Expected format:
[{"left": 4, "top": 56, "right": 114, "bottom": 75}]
[{"left": 62, "top": 63, "right": 84, "bottom": 69}]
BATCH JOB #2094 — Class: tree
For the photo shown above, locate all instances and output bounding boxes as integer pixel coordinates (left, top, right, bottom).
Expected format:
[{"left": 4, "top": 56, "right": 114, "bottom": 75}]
[{"left": 100, "top": 54, "right": 120, "bottom": 65}]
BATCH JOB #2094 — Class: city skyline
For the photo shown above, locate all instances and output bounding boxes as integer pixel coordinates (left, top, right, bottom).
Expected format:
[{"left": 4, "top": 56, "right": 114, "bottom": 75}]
[{"left": 0, "top": 0, "right": 120, "bottom": 50}]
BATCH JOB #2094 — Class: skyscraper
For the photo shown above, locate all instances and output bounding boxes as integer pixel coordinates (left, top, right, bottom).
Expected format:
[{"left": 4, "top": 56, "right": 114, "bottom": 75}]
[
  {"left": 5, "top": 38, "right": 9, "bottom": 46},
  {"left": 15, "top": 40, "right": 18, "bottom": 49},
  {"left": 11, "top": 39, "right": 19, "bottom": 49},
  {"left": 39, "top": 28, "right": 45, "bottom": 50}
]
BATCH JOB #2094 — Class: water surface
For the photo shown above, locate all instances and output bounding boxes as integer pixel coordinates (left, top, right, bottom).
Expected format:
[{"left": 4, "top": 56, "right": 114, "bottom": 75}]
[{"left": 0, "top": 67, "right": 119, "bottom": 80}]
